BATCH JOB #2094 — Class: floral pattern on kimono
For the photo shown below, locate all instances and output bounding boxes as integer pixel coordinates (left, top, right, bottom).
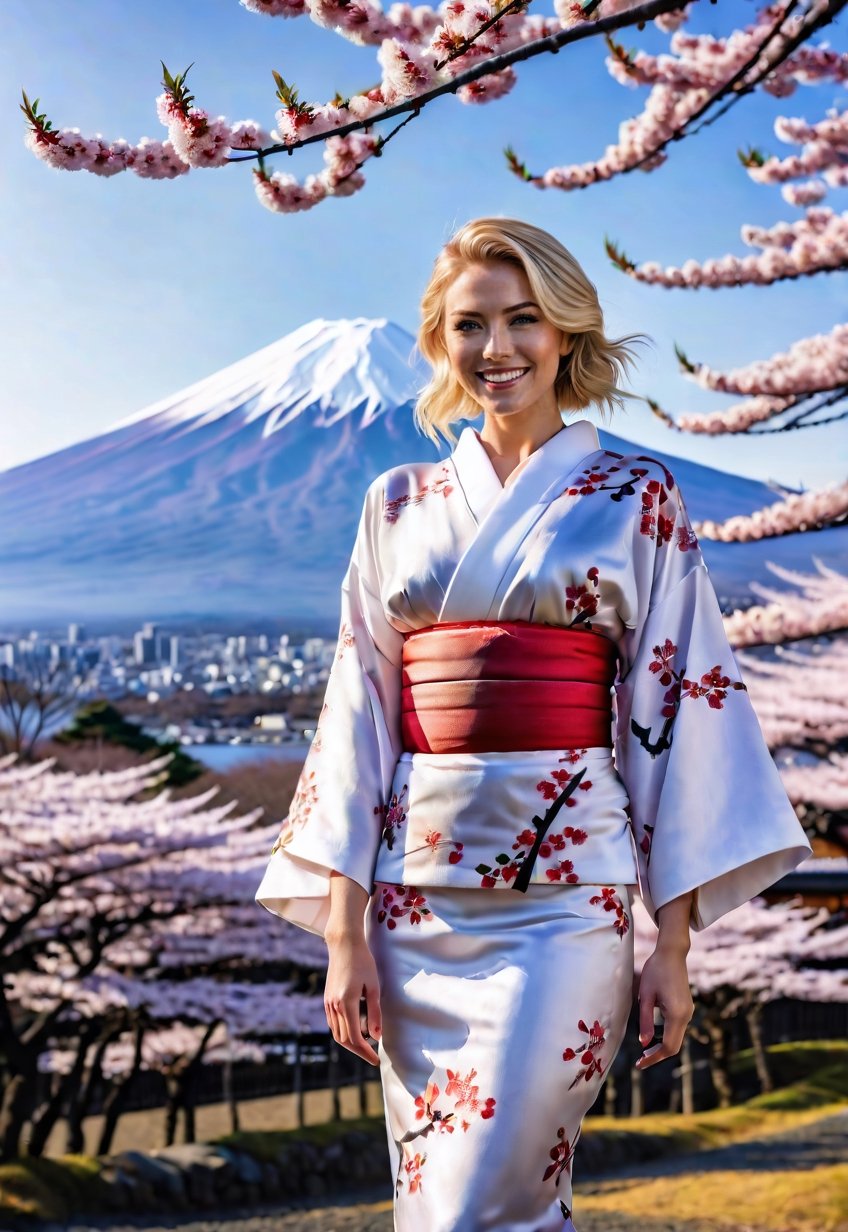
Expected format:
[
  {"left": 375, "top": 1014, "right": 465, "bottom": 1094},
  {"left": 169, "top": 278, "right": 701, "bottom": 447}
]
[{"left": 257, "top": 419, "right": 811, "bottom": 939}]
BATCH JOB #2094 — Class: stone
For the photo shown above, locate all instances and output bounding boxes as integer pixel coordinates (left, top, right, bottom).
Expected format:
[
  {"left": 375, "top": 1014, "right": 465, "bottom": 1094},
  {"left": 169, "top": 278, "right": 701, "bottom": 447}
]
[
  {"left": 304, "top": 1172, "right": 327, "bottom": 1197},
  {"left": 117, "top": 1149, "right": 188, "bottom": 1206},
  {"left": 216, "top": 1146, "right": 265, "bottom": 1186}
]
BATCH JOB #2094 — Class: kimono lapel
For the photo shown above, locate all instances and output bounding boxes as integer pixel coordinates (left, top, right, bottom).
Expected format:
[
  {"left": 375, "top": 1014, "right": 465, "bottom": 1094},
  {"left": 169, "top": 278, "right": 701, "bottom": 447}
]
[{"left": 440, "top": 418, "right": 601, "bottom": 622}]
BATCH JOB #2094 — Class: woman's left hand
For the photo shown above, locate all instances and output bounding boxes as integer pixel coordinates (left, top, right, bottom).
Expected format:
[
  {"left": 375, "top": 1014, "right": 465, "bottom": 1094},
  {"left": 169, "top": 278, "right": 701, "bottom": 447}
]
[{"left": 635, "top": 940, "right": 695, "bottom": 1070}]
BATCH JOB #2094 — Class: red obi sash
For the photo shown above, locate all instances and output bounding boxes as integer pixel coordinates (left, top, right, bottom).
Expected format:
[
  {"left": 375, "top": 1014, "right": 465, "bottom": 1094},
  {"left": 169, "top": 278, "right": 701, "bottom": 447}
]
[{"left": 401, "top": 620, "right": 618, "bottom": 754}]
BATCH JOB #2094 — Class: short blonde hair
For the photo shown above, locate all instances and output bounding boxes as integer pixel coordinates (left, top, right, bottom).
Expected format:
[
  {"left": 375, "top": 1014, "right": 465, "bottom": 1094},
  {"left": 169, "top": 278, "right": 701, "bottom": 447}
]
[{"left": 413, "top": 216, "right": 653, "bottom": 448}]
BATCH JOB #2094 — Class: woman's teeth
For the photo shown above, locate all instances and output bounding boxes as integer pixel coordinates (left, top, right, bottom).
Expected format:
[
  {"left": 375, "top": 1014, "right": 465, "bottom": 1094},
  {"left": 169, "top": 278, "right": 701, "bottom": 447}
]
[{"left": 478, "top": 368, "right": 529, "bottom": 387}]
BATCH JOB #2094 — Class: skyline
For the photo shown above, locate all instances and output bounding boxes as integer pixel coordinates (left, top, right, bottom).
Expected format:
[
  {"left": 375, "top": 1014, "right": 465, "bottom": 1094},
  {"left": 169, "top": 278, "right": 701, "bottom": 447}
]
[{"left": 2, "top": 1, "right": 847, "bottom": 489}]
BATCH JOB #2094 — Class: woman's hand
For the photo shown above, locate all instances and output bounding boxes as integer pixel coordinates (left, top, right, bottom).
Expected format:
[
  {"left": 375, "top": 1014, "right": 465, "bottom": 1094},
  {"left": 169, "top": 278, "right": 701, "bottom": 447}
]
[
  {"left": 635, "top": 937, "right": 695, "bottom": 1070},
  {"left": 324, "top": 931, "right": 383, "bottom": 1067}
]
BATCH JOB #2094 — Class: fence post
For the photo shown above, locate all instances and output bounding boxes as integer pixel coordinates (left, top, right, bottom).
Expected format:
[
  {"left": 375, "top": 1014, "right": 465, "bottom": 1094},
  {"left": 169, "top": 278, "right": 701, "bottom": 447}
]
[
  {"left": 294, "top": 1030, "right": 305, "bottom": 1128},
  {"left": 630, "top": 1064, "right": 643, "bottom": 1118},
  {"left": 223, "top": 1029, "right": 240, "bottom": 1135},
  {"left": 329, "top": 1038, "right": 341, "bottom": 1121}
]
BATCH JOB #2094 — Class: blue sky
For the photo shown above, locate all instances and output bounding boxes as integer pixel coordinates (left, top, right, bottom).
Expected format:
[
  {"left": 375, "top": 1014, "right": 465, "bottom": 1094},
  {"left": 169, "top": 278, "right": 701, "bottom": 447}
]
[{"left": 2, "top": 0, "right": 846, "bottom": 489}]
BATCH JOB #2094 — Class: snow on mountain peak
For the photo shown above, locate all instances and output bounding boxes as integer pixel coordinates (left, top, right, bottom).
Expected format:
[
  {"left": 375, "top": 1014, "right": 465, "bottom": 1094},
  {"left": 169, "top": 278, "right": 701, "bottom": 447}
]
[{"left": 109, "top": 317, "right": 426, "bottom": 438}]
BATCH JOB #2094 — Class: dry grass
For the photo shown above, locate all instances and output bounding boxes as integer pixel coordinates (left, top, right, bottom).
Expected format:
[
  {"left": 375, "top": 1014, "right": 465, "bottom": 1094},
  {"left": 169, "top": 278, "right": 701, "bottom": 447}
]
[{"left": 576, "top": 1164, "right": 848, "bottom": 1232}]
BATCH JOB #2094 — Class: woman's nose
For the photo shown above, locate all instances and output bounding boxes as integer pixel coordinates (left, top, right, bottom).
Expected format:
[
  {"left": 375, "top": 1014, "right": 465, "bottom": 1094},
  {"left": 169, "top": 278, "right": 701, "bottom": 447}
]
[{"left": 482, "top": 331, "right": 511, "bottom": 360}]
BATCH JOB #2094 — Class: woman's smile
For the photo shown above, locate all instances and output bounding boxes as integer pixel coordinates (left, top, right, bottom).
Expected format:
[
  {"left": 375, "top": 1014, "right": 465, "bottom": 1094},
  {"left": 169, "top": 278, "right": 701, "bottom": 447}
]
[
  {"left": 477, "top": 366, "right": 531, "bottom": 389},
  {"left": 442, "top": 260, "right": 569, "bottom": 429}
]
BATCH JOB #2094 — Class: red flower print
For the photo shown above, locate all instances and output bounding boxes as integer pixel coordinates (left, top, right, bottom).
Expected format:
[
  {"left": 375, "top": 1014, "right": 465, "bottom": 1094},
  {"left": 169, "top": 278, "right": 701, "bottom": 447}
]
[
  {"left": 376, "top": 884, "right": 433, "bottom": 928},
  {"left": 648, "top": 638, "right": 677, "bottom": 685},
  {"left": 633, "top": 637, "right": 746, "bottom": 757},
  {"left": 545, "top": 859, "right": 579, "bottom": 884},
  {"left": 559, "top": 748, "right": 587, "bottom": 764},
  {"left": 563, "top": 464, "right": 618, "bottom": 497},
  {"left": 589, "top": 886, "right": 631, "bottom": 937},
  {"left": 375, "top": 783, "right": 409, "bottom": 850},
  {"left": 477, "top": 763, "right": 591, "bottom": 891},
  {"left": 336, "top": 621, "right": 355, "bottom": 659},
  {"left": 444, "top": 1068, "right": 497, "bottom": 1121},
  {"left": 677, "top": 524, "right": 700, "bottom": 552},
  {"left": 543, "top": 1126, "right": 576, "bottom": 1185},
  {"left": 561, "top": 1018, "right": 607, "bottom": 1087},
  {"left": 681, "top": 664, "right": 747, "bottom": 709},
  {"left": 565, "top": 565, "right": 601, "bottom": 627},
  {"left": 404, "top": 1151, "right": 425, "bottom": 1193},
  {"left": 384, "top": 467, "right": 454, "bottom": 523},
  {"left": 412, "top": 832, "right": 464, "bottom": 864},
  {"left": 398, "top": 1063, "right": 496, "bottom": 1195},
  {"left": 311, "top": 703, "right": 329, "bottom": 753},
  {"left": 569, "top": 450, "right": 698, "bottom": 553}
]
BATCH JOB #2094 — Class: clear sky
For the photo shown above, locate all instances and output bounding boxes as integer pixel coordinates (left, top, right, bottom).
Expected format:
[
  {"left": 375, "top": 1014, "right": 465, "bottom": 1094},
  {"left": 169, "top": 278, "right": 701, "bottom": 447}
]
[{"left": 2, "top": 0, "right": 846, "bottom": 489}]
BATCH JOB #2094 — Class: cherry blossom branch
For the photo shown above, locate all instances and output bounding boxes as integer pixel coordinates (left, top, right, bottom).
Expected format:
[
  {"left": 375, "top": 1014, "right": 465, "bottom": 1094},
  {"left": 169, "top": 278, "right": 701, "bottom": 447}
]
[
  {"left": 695, "top": 479, "right": 848, "bottom": 540},
  {"left": 723, "top": 558, "right": 848, "bottom": 646},
  {"left": 20, "top": 0, "right": 694, "bottom": 216},
  {"left": 608, "top": 206, "right": 848, "bottom": 290},
  {"left": 232, "top": 0, "right": 689, "bottom": 160},
  {"left": 513, "top": 0, "right": 848, "bottom": 192}
]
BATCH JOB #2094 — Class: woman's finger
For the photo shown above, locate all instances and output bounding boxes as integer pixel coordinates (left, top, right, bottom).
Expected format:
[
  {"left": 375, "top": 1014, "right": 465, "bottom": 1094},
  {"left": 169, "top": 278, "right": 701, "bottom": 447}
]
[
  {"left": 340, "top": 993, "right": 380, "bottom": 1066},
  {"left": 364, "top": 979, "right": 382, "bottom": 1042}
]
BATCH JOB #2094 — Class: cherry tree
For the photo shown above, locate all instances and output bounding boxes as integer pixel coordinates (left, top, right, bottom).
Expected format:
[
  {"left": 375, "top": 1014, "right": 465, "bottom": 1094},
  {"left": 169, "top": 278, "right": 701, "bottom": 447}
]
[
  {"left": 21, "top": 1, "right": 844, "bottom": 215},
  {"left": 632, "top": 893, "right": 848, "bottom": 1108},
  {"left": 0, "top": 751, "right": 330, "bottom": 1159}
]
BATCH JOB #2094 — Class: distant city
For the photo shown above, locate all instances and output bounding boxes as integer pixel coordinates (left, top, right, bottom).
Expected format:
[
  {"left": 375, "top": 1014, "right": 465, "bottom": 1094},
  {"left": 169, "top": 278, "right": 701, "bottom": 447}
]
[{"left": 0, "top": 620, "right": 336, "bottom": 750}]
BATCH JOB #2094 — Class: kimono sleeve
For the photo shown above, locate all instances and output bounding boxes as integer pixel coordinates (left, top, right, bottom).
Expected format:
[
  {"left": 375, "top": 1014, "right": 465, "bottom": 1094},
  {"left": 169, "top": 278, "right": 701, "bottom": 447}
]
[
  {"left": 612, "top": 471, "right": 812, "bottom": 932},
  {"left": 255, "top": 477, "right": 403, "bottom": 938}
]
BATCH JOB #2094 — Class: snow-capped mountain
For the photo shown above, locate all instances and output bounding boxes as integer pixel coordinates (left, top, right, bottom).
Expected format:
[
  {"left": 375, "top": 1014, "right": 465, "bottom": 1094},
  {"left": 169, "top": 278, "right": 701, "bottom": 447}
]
[{"left": 0, "top": 317, "right": 841, "bottom": 628}]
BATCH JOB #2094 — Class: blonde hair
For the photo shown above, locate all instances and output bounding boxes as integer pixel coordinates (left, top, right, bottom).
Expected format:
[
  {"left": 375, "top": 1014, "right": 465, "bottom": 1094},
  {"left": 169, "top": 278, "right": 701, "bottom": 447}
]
[{"left": 412, "top": 216, "right": 653, "bottom": 448}]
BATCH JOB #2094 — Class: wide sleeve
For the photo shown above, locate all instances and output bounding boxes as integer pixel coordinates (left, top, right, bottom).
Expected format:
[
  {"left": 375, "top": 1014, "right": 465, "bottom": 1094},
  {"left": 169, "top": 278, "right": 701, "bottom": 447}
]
[
  {"left": 255, "top": 477, "right": 403, "bottom": 938},
  {"left": 612, "top": 468, "right": 812, "bottom": 932}
]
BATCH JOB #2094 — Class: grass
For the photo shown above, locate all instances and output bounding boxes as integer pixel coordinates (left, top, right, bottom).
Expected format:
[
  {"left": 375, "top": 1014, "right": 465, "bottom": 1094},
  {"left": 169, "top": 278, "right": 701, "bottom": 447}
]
[
  {"left": 577, "top": 1165, "right": 848, "bottom": 1232},
  {"left": 213, "top": 1114, "right": 387, "bottom": 1161},
  {"left": 1, "top": 1041, "right": 845, "bottom": 1227}
]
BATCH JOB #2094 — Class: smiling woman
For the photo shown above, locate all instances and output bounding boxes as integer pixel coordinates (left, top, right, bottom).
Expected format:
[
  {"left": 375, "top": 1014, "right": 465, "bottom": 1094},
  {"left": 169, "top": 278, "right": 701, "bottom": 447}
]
[
  {"left": 255, "top": 216, "right": 812, "bottom": 1232},
  {"left": 414, "top": 216, "right": 650, "bottom": 455},
  {"left": 442, "top": 263, "right": 572, "bottom": 484}
]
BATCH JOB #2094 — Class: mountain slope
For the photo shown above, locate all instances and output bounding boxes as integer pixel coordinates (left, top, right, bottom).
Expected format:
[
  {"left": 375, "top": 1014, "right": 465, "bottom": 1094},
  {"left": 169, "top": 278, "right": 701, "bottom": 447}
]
[{"left": 0, "top": 318, "right": 841, "bottom": 628}]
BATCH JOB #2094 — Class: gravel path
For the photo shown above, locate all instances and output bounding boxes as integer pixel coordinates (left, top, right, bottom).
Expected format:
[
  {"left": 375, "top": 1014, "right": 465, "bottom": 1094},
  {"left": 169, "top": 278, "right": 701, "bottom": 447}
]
[{"left": 61, "top": 1109, "right": 848, "bottom": 1232}]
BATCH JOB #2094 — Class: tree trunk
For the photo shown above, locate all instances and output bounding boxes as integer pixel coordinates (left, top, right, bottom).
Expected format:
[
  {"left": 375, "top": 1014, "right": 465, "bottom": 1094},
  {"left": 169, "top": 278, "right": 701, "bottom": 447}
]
[
  {"left": 745, "top": 1001, "right": 773, "bottom": 1094},
  {"left": 0, "top": 1071, "right": 35, "bottom": 1161},
  {"left": 97, "top": 1021, "right": 145, "bottom": 1157},
  {"left": 27, "top": 1025, "right": 97, "bottom": 1157},
  {"left": 66, "top": 1021, "right": 123, "bottom": 1155},
  {"left": 603, "top": 1066, "right": 617, "bottom": 1117},
  {"left": 704, "top": 1015, "right": 734, "bottom": 1108}
]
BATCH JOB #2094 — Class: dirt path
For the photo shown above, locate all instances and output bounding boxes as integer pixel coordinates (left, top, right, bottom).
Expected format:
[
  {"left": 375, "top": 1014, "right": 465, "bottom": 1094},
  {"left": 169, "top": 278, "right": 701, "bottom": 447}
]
[{"left": 59, "top": 1109, "right": 848, "bottom": 1232}]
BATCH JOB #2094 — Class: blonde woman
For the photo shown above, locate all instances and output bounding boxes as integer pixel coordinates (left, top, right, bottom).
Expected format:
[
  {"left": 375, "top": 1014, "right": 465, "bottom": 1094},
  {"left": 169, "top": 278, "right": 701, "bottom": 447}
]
[{"left": 257, "top": 217, "right": 810, "bottom": 1231}]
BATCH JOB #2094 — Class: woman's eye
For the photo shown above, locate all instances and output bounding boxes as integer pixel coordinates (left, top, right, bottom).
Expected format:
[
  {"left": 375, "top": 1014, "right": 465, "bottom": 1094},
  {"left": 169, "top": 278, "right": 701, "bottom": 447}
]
[
  {"left": 513, "top": 314, "right": 538, "bottom": 325},
  {"left": 453, "top": 315, "right": 538, "bottom": 331}
]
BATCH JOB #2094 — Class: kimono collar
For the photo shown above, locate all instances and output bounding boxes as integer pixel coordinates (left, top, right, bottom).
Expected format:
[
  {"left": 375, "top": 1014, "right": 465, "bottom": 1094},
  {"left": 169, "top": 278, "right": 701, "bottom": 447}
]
[{"left": 452, "top": 418, "right": 601, "bottom": 525}]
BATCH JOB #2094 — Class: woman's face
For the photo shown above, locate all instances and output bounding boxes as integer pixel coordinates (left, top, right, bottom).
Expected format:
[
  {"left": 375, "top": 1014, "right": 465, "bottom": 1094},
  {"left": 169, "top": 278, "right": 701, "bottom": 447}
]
[{"left": 442, "top": 260, "right": 570, "bottom": 426}]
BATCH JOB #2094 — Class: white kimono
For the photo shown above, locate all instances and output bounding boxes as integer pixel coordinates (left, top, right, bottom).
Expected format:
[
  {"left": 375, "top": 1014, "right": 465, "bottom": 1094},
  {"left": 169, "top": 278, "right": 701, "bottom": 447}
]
[{"left": 256, "top": 417, "right": 811, "bottom": 1231}]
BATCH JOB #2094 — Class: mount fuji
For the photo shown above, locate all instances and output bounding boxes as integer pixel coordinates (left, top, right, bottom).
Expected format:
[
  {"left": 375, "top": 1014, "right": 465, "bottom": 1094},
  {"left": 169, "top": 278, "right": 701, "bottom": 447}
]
[{"left": 1, "top": 317, "right": 842, "bottom": 630}]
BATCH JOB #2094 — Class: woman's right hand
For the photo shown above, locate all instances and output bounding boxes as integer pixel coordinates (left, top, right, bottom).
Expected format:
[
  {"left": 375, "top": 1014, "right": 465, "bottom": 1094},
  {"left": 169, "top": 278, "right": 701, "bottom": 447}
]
[{"left": 323, "top": 931, "right": 382, "bottom": 1066}]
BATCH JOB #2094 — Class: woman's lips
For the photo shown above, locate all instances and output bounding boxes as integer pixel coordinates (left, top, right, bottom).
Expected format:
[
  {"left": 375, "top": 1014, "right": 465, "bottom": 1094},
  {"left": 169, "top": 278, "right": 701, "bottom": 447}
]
[{"left": 477, "top": 367, "right": 530, "bottom": 390}]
